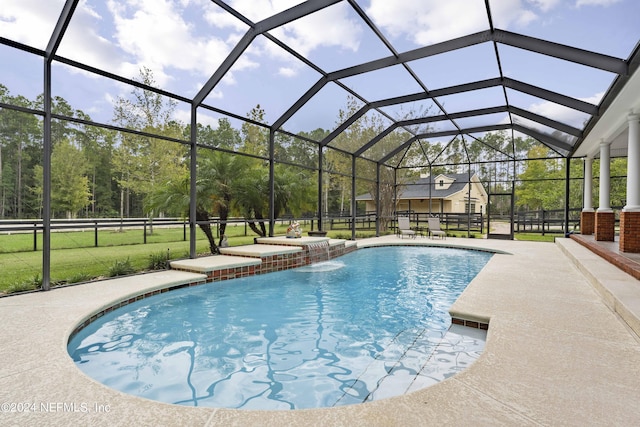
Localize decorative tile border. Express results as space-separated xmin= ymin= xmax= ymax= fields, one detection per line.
xmin=357 ymin=242 xmax=505 ymax=255
xmin=208 ymin=265 xmax=258 ymax=281
xmin=68 ymin=278 xmax=207 ymax=343
xmin=258 ymin=252 xmax=307 ymax=274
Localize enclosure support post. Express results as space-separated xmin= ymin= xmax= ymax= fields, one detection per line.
xmin=40 ymin=0 xmax=80 ymax=289
xmin=189 ymin=105 xmax=197 ymax=258
xmin=467 ymin=165 xmax=472 ymax=238
xmin=510 ymin=180 xmax=516 ymax=239
xmin=393 ymin=168 xmax=398 ymax=232
xmin=564 ymin=156 xmax=571 ymax=236
xmin=268 ymin=130 xmax=275 ymax=237
xmin=428 ymin=164 xmax=432 ymax=216
xmin=318 ymin=147 xmax=323 ymax=232
xmin=42 ymin=61 xmax=52 ymax=291
xmin=351 ymin=156 xmax=356 ymax=240
xmin=375 ymin=163 xmax=380 ymax=236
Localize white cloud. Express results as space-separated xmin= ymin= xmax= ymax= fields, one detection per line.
xmin=278 ymin=67 xmax=297 ymax=77
xmin=174 ymin=108 xmax=221 ymax=128
xmin=56 ymin=3 xmax=127 ymax=74
xmin=104 ymin=92 xmax=116 ymax=107
xmin=27 ymin=0 xmax=252 ymax=93
xmin=0 ymin=0 xmax=74 ymax=48
xmin=516 ymin=91 xmax=603 ymax=129
xmin=0 ymin=0 xmax=125 ymax=71
xmin=234 ymin=2 xmax=363 ymax=80
xmin=223 ymin=0 xmax=306 ymax=23
xmin=267 ymin=3 xmax=361 ymax=57
xmin=172 ymin=108 xmax=191 ymax=127
xmin=203 ymin=9 xmax=247 ymax=32
xmin=106 ymin=0 xmax=231 ymax=84
xmin=575 ymin=0 xmax=622 ymax=6
xmin=582 ymin=92 xmax=605 ymax=105
xmin=0 ymin=0 xmax=239 ymax=95
xmin=526 ymin=0 xmax=562 ymax=12
xmin=367 ymin=0 xmax=540 ymax=46
xmin=487 ymin=0 xmax=540 ymax=30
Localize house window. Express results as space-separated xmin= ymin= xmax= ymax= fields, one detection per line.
xmin=439 ymin=179 xmax=444 ymax=187
xmin=465 ymin=202 xmax=476 ymax=213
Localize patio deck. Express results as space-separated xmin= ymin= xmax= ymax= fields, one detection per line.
xmin=0 ymin=236 xmax=639 ymax=426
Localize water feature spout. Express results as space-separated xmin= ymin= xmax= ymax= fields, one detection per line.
xmin=307 ymin=241 xmax=330 ymax=264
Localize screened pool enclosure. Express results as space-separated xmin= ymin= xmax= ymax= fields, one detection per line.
xmin=1 ymin=0 xmax=640 ymax=290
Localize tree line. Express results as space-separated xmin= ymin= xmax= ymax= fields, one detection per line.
xmin=0 ymin=69 xmax=628 ymax=249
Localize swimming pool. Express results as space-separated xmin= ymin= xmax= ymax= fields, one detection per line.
xmin=68 ymin=246 xmax=492 ymax=410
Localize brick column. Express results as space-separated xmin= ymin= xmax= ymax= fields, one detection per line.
xmin=595 ymin=211 xmax=615 ymax=241
xmin=620 ymin=211 xmax=640 ymax=252
xmin=581 ymin=211 xmax=595 ymax=235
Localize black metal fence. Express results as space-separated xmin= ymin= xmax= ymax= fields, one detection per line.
xmin=0 ymin=214 xmax=376 ymax=252
xmin=2 ymin=207 xmax=608 ymax=253
xmin=325 ymin=213 xmax=377 ymax=230
xmin=513 ymin=208 xmax=622 ymax=235
xmin=0 ymin=218 xmax=189 ymax=251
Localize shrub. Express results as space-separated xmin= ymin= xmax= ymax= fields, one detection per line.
xmin=148 ymin=251 xmax=169 ymax=270
xmin=108 ymin=258 xmax=135 ymax=277
xmin=66 ymin=272 xmax=93 ymax=284
xmin=6 ymin=275 xmax=41 ymax=294
xmin=333 ymin=232 xmax=351 ymax=239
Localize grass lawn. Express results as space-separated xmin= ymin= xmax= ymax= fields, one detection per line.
xmin=0 ymin=224 xmax=243 ymax=253
xmin=0 ymin=223 xmax=378 ymax=293
xmin=0 ymin=225 xmax=248 ymax=293
xmin=514 ymin=232 xmax=559 ymax=242
xmin=0 ymin=238 xmax=213 ymax=293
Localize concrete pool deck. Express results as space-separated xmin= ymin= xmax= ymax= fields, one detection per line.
xmin=1 ymin=236 xmax=640 ymax=426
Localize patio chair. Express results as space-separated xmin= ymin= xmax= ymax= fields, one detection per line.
xmin=397 ymin=216 xmax=416 ymax=239
xmin=427 ymin=217 xmax=446 ymax=239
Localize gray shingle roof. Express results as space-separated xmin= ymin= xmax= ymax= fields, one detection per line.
xmin=356 ymin=173 xmax=474 ymax=201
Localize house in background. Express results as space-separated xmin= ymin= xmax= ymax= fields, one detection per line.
xmin=357 ymin=172 xmax=488 ymax=215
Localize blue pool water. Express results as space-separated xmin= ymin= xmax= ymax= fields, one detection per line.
xmin=68 ymin=246 xmax=492 ymax=410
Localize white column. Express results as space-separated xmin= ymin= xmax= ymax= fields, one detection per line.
xmin=598 ymin=141 xmax=612 ymax=212
xmin=623 ymin=114 xmax=640 ymax=211
xmin=583 ymin=156 xmax=594 ymax=212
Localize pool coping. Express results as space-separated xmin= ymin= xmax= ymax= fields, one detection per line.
xmin=1 ymin=236 xmax=640 ymax=426
xmin=219 ymin=243 xmax=303 ymax=257
xmin=170 ymin=254 xmax=263 ymax=272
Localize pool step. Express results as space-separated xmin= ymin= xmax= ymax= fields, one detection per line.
xmin=172 ymin=238 xmax=358 ymax=280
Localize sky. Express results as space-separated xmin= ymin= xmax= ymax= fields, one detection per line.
xmin=1 ymin=0 xmax=639 ymax=143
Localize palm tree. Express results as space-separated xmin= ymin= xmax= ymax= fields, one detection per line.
xmin=147 ymin=172 xmax=219 ymax=255
xmin=150 ymin=150 xmax=317 ymax=249
xmin=198 ymin=150 xmax=252 ymax=246
xmin=232 ymin=163 xmax=316 ymax=237
xmin=148 ymin=149 xmax=252 ymax=254
xmin=232 ymin=164 xmax=270 ymax=237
